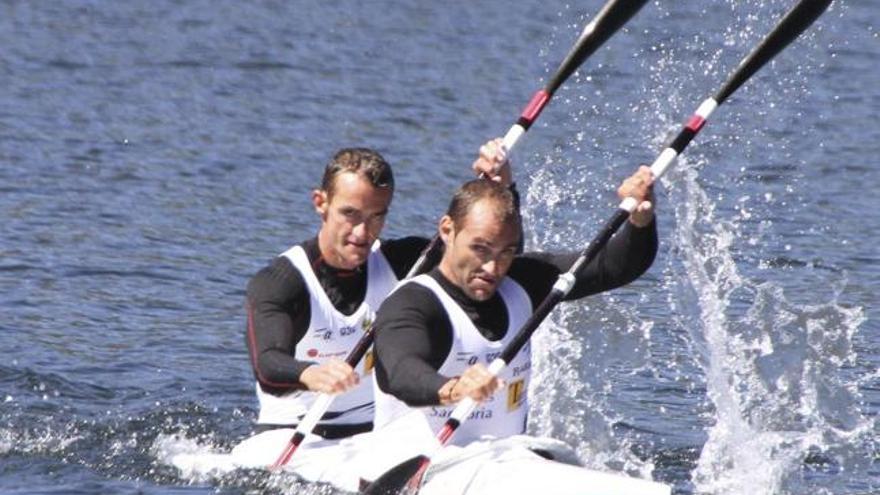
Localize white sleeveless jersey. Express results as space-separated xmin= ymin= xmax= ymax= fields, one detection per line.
xmin=373 ymin=274 xmax=533 ymax=446
xmin=255 ymin=240 xmax=398 ymax=426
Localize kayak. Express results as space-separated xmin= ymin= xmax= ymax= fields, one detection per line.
xmin=170 ymin=412 xmax=671 ymax=495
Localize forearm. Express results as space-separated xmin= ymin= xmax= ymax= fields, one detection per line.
xmin=253 ymin=348 xmax=314 ymax=389
xmin=378 ymin=356 xmax=449 ymax=407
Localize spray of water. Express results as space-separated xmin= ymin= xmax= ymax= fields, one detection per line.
xmin=647 ymin=1 xmax=874 ymax=493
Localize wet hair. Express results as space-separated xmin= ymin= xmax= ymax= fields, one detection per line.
xmin=446 ymin=179 xmax=521 ymax=232
xmin=320 ymin=148 xmax=394 ymax=198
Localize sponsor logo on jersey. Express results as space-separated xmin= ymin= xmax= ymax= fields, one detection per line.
xmin=506 ymin=378 xmax=525 ymax=411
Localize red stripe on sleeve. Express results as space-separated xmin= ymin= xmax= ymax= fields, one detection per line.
xmin=246 ymin=299 xmax=296 ymax=389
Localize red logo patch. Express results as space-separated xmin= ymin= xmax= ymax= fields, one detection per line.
xmin=307 ymin=349 xmax=319 ymax=358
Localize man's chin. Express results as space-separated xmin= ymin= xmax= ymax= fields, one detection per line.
xmin=467 ymin=285 xmax=497 ymax=301
xmin=341 ymin=247 xmax=369 ymax=268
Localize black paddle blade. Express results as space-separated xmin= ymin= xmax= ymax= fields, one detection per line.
xmin=546 ymin=0 xmax=650 ymax=94
xmin=361 ymin=455 xmax=429 ymax=495
xmin=714 ymin=0 xmax=833 ymax=104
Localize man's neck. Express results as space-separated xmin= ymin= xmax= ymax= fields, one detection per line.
xmin=437 ymin=258 xmax=459 ymax=293
xmin=315 ymin=229 xmax=361 ymax=271
xmin=432 ymin=266 xmax=479 ymax=306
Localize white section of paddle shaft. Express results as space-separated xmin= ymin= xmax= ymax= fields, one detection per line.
xmin=502 ymin=124 xmax=526 ymax=151
xmin=619 ymin=196 xmax=639 ymax=213
xmin=649 ymin=97 xmax=719 ymax=179
xmin=694 ymin=97 xmax=719 ymax=121
xmin=296 ymin=393 xmax=335 ymax=436
xmin=448 ymin=358 xmax=507 ymax=424
xmin=552 ymin=272 xmax=576 ymax=295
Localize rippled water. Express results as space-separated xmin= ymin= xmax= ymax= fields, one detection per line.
xmin=2 ymin=1 xmax=877 ymax=494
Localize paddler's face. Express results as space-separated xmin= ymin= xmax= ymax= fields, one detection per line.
xmin=439 ymin=199 xmax=520 ymax=301
xmin=314 ymin=172 xmax=392 ymax=270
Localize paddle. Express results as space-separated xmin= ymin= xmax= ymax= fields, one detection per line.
xmin=362 ymin=0 xmax=833 ymax=493
xmin=406 ymin=0 xmax=651 ymax=273
xmin=270 ymin=0 xmax=650 ymax=471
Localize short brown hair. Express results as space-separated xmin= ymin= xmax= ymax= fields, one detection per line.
xmin=320 ymin=148 xmax=394 ymax=198
xmin=446 ymin=179 xmax=521 ymax=231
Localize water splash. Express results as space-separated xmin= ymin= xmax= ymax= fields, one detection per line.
xmin=668 ymin=159 xmax=873 ymax=495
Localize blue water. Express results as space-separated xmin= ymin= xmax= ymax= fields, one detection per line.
xmin=1 ymin=1 xmax=877 ymax=494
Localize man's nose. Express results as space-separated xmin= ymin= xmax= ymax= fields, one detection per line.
xmin=351 ymin=221 xmax=368 ymax=239
xmin=482 ymin=258 xmax=499 ymax=277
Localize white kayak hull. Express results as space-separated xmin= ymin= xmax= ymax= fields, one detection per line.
xmin=170 ymin=413 xmax=670 ymax=495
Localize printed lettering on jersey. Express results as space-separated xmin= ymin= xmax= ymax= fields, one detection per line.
xmin=454 ymin=351 xmax=477 ymax=366
xmin=338 ymin=325 xmax=357 ymax=337
xmin=311 ymin=327 xmax=334 ymax=341
xmin=511 ymin=361 xmax=531 ymax=377
xmin=485 ymin=351 xmax=501 ymax=364
xmin=429 ymin=406 xmax=493 ymax=421
xmin=429 ymin=407 xmax=450 ymax=418
xmin=318 ymin=350 xmax=347 ymax=359
xmin=506 ymin=378 xmax=525 ymax=411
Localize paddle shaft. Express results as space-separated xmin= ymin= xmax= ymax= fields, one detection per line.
xmin=411 ymin=0 xmax=835 ymax=476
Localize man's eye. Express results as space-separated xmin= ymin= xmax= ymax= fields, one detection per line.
xmin=472 ymin=245 xmax=490 ymax=256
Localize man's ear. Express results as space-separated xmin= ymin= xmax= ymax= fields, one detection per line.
xmin=312 ymin=189 xmax=329 ymax=219
xmin=439 ymin=215 xmax=455 ymax=246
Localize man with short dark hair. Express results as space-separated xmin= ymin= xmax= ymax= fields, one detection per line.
xmin=367 ymin=164 xmax=664 ymax=493
xmin=245 ymin=140 xmax=511 ymax=440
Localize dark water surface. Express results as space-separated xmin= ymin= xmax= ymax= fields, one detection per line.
xmin=2 ymin=1 xmax=878 ymax=494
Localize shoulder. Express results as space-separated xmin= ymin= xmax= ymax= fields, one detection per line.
xmin=375 ymin=279 xmax=448 ymax=328
xmin=246 ymin=255 xmax=307 ymax=303
xmin=506 ymin=254 xmax=564 ymax=307
xmin=379 ymin=278 xmax=440 ymax=313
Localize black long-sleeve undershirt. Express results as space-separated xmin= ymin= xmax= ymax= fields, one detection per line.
xmin=245 ymin=236 xmax=434 ymax=395
xmin=373 ymin=219 xmax=658 ymax=407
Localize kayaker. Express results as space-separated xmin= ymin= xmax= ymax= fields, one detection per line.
xmin=371 ymin=157 xmax=657 ymax=445
xmin=245 ymin=140 xmax=513 ymax=440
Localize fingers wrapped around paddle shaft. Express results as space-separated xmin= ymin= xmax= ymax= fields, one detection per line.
xmin=617 ymin=165 xmax=655 ymax=227
xmin=299 ymin=358 xmax=360 ymax=394
xmin=472 ymin=138 xmax=511 ymax=186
